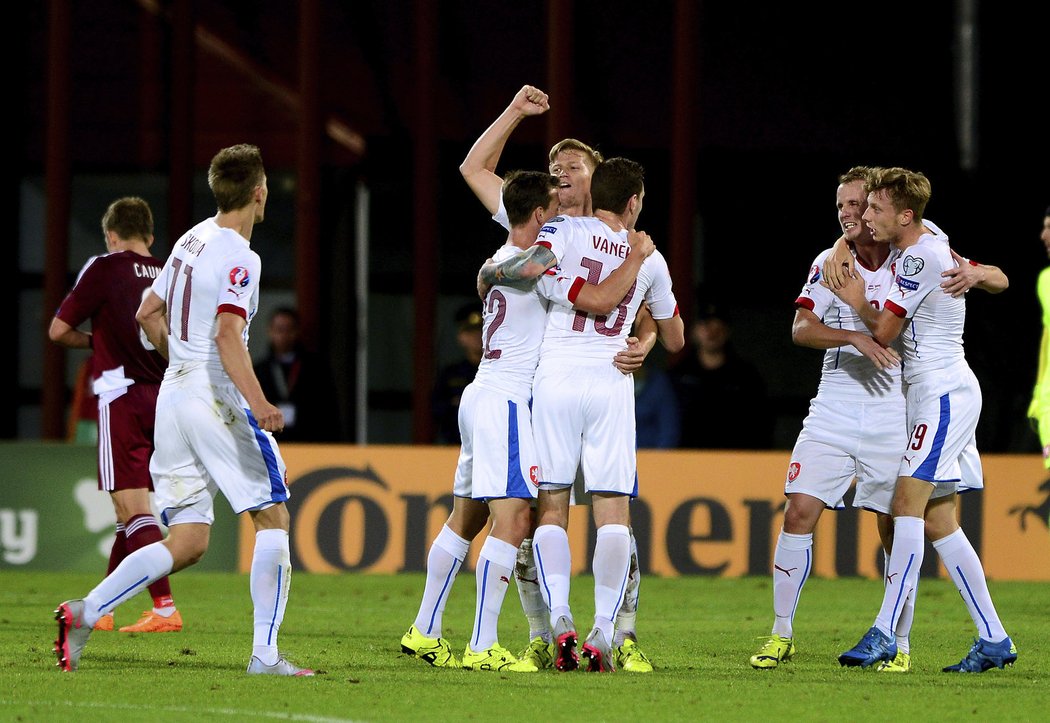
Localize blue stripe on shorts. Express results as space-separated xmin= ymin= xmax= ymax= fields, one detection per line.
xmin=915 ymin=393 xmax=950 ymax=480
xmin=245 ymin=409 xmax=289 ymax=503
xmin=505 ymin=400 xmax=532 ymax=499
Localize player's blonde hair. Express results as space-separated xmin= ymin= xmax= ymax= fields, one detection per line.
xmin=866 ymin=167 xmax=931 ymax=220
xmin=548 ymin=138 xmax=603 ymax=172
xmin=838 ymin=166 xmax=878 ymax=186
xmin=208 ymin=144 xmax=265 ymax=213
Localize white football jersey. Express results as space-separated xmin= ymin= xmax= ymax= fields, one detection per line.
xmin=534 ymin=215 xmax=678 ymax=362
xmin=150 ymin=217 xmax=260 ymax=370
xmin=880 ymin=220 xmax=967 ymax=381
xmin=473 ymin=243 xmax=551 ymax=400
xmin=796 ymin=245 xmax=903 ymax=400
xmin=492 ymin=193 xmax=511 ymax=231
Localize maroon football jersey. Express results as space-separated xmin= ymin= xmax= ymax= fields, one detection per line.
xmin=55 ymin=251 xmax=166 ymax=384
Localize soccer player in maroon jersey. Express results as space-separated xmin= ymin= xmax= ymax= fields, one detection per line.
xmin=49 ymin=197 xmax=182 ymax=633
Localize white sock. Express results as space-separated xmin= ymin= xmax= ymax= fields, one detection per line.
xmin=887 ymin=550 xmax=914 ymax=654
xmin=933 ymin=528 xmax=1008 ymax=642
xmin=533 ymin=524 xmax=572 ymax=625
xmin=515 ymin=539 xmax=551 ymax=643
xmin=251 ymin=529 xmax=291 ymax=665
xmin=84 ymin=542 xmax=174 ymax=626
xmin=592 ymin=524 xmax=631 ymax=642
xmin=874 ymin=517 xmax=924 ymax=637
xmin=413 ymin=525 xmax=470 ymax=637
xmin=771 ymin=530 xmax=812 ymax=638
xmin=613 ymin=531 xmax=640 ymax=647
xmin=470 ymin=537 xmax=518 ymax=652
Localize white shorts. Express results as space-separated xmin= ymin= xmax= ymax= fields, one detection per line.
xmin=150 ymin=368 xmax=289 ymax=525
xmin=957 ymin=439 xmax=984 ymax=493
xmin=452 ymin=383 xmax=540 ymax=501
xmin=899 ymin=364 xmax=982 ymax=488
xmin=785 ymin=397 xmax=906 ymax=514
xmin=532 ymin=361 xmax=637 ymax=497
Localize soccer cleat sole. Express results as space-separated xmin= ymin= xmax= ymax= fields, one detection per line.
xmin=581 ymin=644 xmax=614 ymax=672
xmin=54 ymin=602 xmax=87 ymax=672
xmin=555 ymin=632 xmax=579 ymax=672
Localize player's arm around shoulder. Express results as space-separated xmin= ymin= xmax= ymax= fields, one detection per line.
xmin=478 ymin=244 xmax=557 ymax=288
xmin=939 ymin=248 xmax=1009 ymax=297
xmin=572 ymin=229 xmax=655 ymax=315
xmin=820 ymin=235 xmax=854 ymax=290
xmin=214 ymin=312 xmax=283 ymax=433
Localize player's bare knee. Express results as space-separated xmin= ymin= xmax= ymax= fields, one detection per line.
xmin=494 ymin=504 xmax=532 ymax=545
xmin=164 ymin=525 xmax=210 ymax=571
xmin=448 ymin=497 xmax=489 ymax=539
xmin=250 ymin=501 xmax=290 ymax=532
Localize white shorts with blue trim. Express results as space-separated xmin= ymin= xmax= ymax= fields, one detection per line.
xmin=150 ymin=368 xmax=289 ymax=525
xmin=453 ymin=382 xmax=540 ymax=501
xmin=532 ymin=360 xmax=638 ymax=497
xmin=899 ymin=363 xmax=982 ymax=487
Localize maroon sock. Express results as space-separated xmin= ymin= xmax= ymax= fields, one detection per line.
xmin=124 ymin=513 xmax=173 ymax=601
xmin=107 ymin=525 xmax=128 ymax=575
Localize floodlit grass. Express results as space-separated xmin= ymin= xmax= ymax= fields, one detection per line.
xmin=1 ymin=570 xmax=1045 ymax=721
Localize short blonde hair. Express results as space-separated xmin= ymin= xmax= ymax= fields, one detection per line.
xmin=548 ymin=138 xmax=603 ymax=171
xmin=866 ymin=167 xmax=931 ymax=220
xmin=838 ymin=166 xmax=878 ymax=186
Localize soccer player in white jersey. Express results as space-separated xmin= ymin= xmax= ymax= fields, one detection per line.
xmin=750 ymin=167 xmax=1002 ymax=673
xmin=833 ymin=167 xmax=1017 ymax=672
xmin=750 ymin=167 xmax=905 ymax=669
xmin=528 ymin=157 xmax=685 ymax=672
xmin=401 ymin=171 xmax=654 ymax=671
xmin=459 ymin=85 xmax=659 ymax=672
xmin=54 ymin=144 xmax=313 ymax=676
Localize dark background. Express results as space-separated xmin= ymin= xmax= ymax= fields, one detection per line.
xmin=11 ymin=0 xmax=1049 ymax=450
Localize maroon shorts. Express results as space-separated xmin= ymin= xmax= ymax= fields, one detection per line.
xmin=97 ymin=383 xmax=159 ymax=492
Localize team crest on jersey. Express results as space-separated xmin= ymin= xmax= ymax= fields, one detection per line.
xmin=895 ymin=275 xmax=919 ymax=292
xmin=809 ymin=265 xmax=821 ymax=284
xmin=787 ymin=462 xmax=801 ymax=482
xmin=529 ymin=466 xmax=540 ymax=486
xmin=540 ymin=225 xmax=558 ymax=235
xmin=229 ymin=266 xmax=251 ymax=288
xmin=902 ymin=255 xmax=924 ymax=276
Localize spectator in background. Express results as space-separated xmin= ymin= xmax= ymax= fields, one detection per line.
xmin=431 ymin=303 xmax=484 ymax=444
xmin=671 ymin=301 xmax=773 ymax=449
xmin=254 ymin=307 xmax=341 ymax=442
xmin=634 ymin=359 xmax=680 ymax=448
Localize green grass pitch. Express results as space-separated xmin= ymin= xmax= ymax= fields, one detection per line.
xmin=1 ymin=571 xmax=1045 ymax=721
